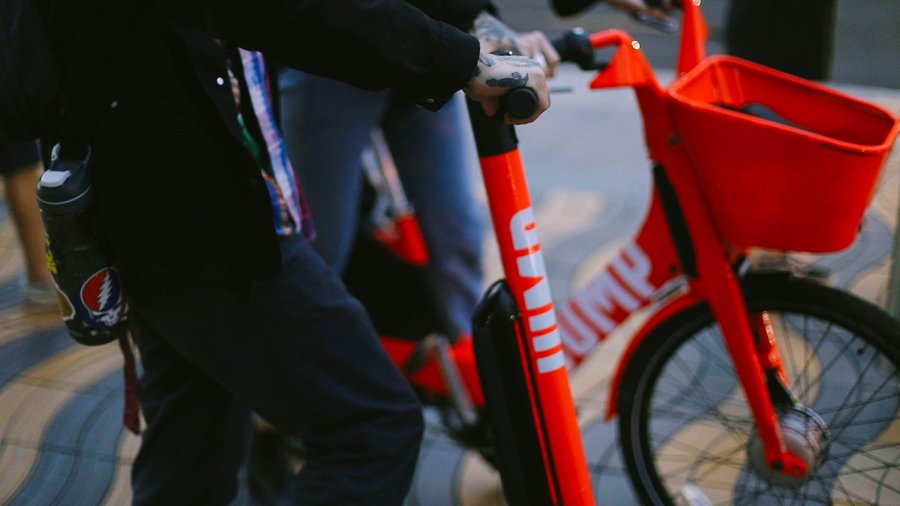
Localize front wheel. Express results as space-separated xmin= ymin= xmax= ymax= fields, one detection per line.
xmin=618 ymin=274 xmax=900 ymax=505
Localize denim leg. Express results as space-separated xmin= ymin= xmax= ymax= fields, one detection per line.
xmin=278 ymin=69 xmax=391 ymax=273
xmin=279 ymin=69 xmax=484 ymax=333
xmin=381 ymin=93 xmax=485 ymax=334
xmin=127 ymin=235 xmax=423 ymax=505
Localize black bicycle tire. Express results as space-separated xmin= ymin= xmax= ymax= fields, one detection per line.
xmin=617 ymin=272 xmax=900 ymax=505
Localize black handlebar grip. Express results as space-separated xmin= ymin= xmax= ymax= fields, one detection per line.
xmin=501 ymin=87 xmax=539 ymax=119
xmin=552 ymin=28 xmax=595 ymax=70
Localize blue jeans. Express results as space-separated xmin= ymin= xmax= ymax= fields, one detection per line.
xmin=127 ymin=234 xmax=423 ymax=505
xmin=278 ymin=69 xmax=484 ymax=334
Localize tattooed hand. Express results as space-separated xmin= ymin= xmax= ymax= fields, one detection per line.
xmin=472 ymin=12 xmax=560 ymax=77
xmin=464 ymin=51 xmax=550 ymax=125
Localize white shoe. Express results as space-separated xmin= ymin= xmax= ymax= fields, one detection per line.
xmin=21 ymin=280 xmax=59 ymax=310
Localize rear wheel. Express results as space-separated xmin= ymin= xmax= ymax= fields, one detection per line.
xmin=618 ymin=274 xmax=900 ymax=505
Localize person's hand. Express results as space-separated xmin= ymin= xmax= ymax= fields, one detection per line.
xmin=464 ymin=51 xmax=550 ymax=125
xmin=605 ymin=0 xmax=674 ymax=21
xmin=472 ymin=12 xmax=560 ymax=77
xmin=509 ymin=31 xmax=561 ymax=77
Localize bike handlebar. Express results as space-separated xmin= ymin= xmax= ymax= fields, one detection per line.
xmin=489 ymin=49 xmax=541 ymax=120
xmin=552 ymin=29 xmax=610 ymax=71
xmin=501 ymin=87 xmax=540 ymax=120
xmin=552 ymin=28 xmax=598 ymax=71
xmin=499 ymin=21 xmax=681 ymax=120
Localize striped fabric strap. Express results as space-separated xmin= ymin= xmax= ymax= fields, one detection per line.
xmin=239 ymin=49 xmax=314 ymax=238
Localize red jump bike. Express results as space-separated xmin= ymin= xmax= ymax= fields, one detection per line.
xmin=345 ymin=2 xmax=900 ymax=504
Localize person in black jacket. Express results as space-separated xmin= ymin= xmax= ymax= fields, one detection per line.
xmin=244 ymin=5 xmax=558 ymax=500
xmin=38 ymin=0 xmax=550 ymax=504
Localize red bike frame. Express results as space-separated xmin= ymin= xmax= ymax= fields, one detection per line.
xmin=477 ymin=144 xmax=595 ymax=504
xmin=464 ymin=4 xmax=801 ymax=500
xmin=473 ymin=0 xmax=894 ymax=500
xmin=371 ymin=1 xmax=898 ymax=502
xmin=582 ymin=1 xmax=808 ymax=477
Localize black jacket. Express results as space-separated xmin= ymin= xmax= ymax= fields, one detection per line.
xmin=41 ymin=0 xmax=483 ymax=283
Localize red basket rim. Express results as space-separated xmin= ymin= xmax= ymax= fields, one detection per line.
xmin=667 ymin=55 xmax=900 ymax=154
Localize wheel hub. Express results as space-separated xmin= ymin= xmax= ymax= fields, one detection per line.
xmin=746 ymin=404 xmax=831 ymax=488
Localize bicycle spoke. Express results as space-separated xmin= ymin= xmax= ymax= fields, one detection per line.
xmin=656 ymin=457 xmax=748 ymax=486
xmin=793 ymin=321 xmax=849 ymax=402
xmin=779 ymin=313 xmax=829 ymax=403
xmin=737 ymin=480 xmax=779 ymax=505
xmin=830 ymin=465 xmax=882 ymax=505
xmin=830 ymin=415 xmax=900 ymax=437
xmin=653 ymin=337 xmax=759 ymax=438
xmin=665 ymin=343 xmax=733 ymax=395
xmin=688 ymin=449 xmax=753 ymax=486
xmin=826 ymin=352 xmax=894 ymax=442
xmin=828 ymin=440 xmax=900 ymax=463
xmin=654 ymin=437 xmax=747 ymax=472
xmin=653 ymin=380 xmax=751 ymax=440
xmin=689 ymin=330 xmax=738 ymax=377
xmin=823 ymin=464 xmax=900 ymax=496
xmin=774 ymin=311 xmax=802 ymax=394
xmin=621 ymin=280 xmax=900 ymax=506
xmin=649 ymin=385 xmax=754 ymax=418
xmin=815 ymin=391 xmax=900 ymax=417
xmin=652 ymin=398 xmax=752 ymax=445
xmin=816 ymin=450 xmax=900 ymax=480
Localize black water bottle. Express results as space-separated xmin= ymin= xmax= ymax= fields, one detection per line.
xmin=36 ymin=146 xmax=128 ymax=345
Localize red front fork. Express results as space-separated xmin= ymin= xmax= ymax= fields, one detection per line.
xmin=634 ymin=81 xmax=807 ymax=478
xmin=688 ymin=252 xmax=808 ymax=478
xmin=756 ymin=311 xmax=792 ymax=389
xmin=590 ymin=8 xmax=808 ymax=478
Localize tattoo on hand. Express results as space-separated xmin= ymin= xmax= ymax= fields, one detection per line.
xmin=474 ymin=13 xmax=516 ymax=41
xmin=486 ymin=72 xmax=529 ymax=89
xmin=474 ymin=12 xmax=521 ymax=54
xmin=504 ymin=57 xmax=541 ymax=69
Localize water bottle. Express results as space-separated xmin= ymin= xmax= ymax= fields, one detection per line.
xmin=36 ymin=146 xmax=128 ymax=345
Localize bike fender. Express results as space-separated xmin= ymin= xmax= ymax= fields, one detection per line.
xmin=605 ymin=290 xmax=704 ymax=420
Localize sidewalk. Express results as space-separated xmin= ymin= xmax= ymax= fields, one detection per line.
xmin=0 ymin=67 xmax=898 ymax=505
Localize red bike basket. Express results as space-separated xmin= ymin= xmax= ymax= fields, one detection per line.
xmin=668 ymin=56 xmax=900 ymax=253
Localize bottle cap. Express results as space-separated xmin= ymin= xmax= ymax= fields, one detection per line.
xmin=39 ymin=170 xmax=72 ymax=188
xmin=36 ymin=162 xmax=92 ymax=214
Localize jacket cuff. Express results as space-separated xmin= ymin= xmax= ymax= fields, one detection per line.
xmin=411 ymin=24 xmax=480 ymax=111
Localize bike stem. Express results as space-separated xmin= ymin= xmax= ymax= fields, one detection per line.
xmin=467 ymin=100 xmax=595 ymax=505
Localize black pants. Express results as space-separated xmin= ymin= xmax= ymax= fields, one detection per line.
xmin=127 ymin=234 xmax=423 ymax=505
